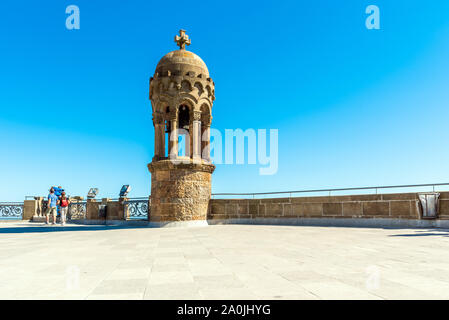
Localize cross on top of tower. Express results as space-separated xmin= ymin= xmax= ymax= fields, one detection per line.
xmin=174 ymin=29 xmax=191 ymax=50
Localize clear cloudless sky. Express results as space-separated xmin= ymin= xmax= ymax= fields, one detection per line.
xmin=1 ymin=0 xmax=449 ymax=201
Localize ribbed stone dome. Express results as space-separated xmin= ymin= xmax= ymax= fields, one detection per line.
xmin=155 ymin=50 xmax=209 ymax=78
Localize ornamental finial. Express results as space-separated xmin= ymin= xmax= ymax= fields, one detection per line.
xmin=174 ymin=29 xmax=191 ymax=50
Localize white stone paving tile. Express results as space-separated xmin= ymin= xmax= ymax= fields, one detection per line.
xmin=2 ymin=222 xmax=449 ymax=299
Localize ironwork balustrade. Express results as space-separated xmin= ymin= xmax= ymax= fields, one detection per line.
xmin=68 ymin=201 xmax=87 ymax=220
xmin=0 ymin=203 xmax=23 ymax=220
xmin=124 ymin=199 xmax=149 ymax=220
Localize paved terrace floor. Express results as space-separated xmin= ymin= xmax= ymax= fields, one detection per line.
xmin=1 ymin=222 xmax=449 ymax=300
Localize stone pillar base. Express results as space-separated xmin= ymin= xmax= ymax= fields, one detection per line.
xmin=148 ymin=159 xmax=215 ymax=223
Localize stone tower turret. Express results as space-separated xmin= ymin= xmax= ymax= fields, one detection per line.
xmin=148 ymin=30 xmax=215 ymax=226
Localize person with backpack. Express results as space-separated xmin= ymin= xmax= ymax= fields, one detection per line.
xmin=59 ymin=191 xmax=70 ymax=226
xmin=45 ymin=187 xmax=59 ymax=225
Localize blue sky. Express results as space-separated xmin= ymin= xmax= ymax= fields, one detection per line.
xmin=1 ymin=0 xmax=449 ymax=201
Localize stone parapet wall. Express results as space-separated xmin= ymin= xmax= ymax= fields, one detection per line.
xmin=23 ymin=200 xmax=39 ymax=220
xmin=83 ymin=198 xmax=126 ymax=221
xmin=23 ymin=198 xmax=128 ymax=222
xmin=20 ymin=191 xmax=449 ymax=228
xmin=208 ymin=192 xmax=449 ymax=221
xmin=86 ymin=200 xmax=101 ymax=220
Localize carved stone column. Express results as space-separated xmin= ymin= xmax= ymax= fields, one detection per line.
xmin=192 ymin=111 xmax=202 ymax=161
xmin=202 ymin=117 xmax=211 ymax=162
xmin=153 ymin=112 xmax=165 ymax=160
xmin=186 ymin=122 xmax=191 ymax=158
xmin=169 ymin=112 xmax=178 ymax=159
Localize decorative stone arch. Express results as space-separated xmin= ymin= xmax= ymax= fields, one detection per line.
xmin=158 ymin=92 xmax=173 ymax=104
xmin=168 ymin=80 xmax=178 ymax=90
xmin=154 ymin=98 xmax=171 ymax=113
xmin=205 ymin=85 xmax=212 ymax=98
xmin=177 ymin=93 xmax=198 ymax=108
xmin=198 ymin=98 xmax=212 ymax=114
xmin=181 ymin=80 xmax=192 ymax=92
xmin=194 ymin=82 xmax=204 ymax=97
xmin=176 ymin=98 xmax=195 ymax=117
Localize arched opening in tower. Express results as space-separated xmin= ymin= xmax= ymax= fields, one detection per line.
xmin=178 ymin=105 xmax=190 ymax=157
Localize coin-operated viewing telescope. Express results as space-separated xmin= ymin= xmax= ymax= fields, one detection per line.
xmin=119 ymin=185 xmax=131 ymax=197
xmin=51 ymin=186 xmax=64 ymax=197
xmin=87 ymin=188 xmax=99 ymax=199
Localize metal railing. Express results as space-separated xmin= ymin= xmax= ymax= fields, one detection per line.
xmin=18 ymin=183 xmax=449 ymax=208
xmin=124 ymin=198 xmax=150 ymax=220
xmin=211 ymin=183 xmax=449 ymax=199
xmin=68 ymin=201 xmax=87 ymax=220
xmin=0 ymin=202 xmax=24 ymax=220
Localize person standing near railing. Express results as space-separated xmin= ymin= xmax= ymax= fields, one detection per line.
xmin=45 ymin=188 xmax=58 ymax=225
xmin=59 ymin=191 xmax=70 ymax=226
xmin=53 ymin=186 xmax=64 ymax=219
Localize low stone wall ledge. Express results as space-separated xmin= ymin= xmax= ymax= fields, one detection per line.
xmin=207 ymin=217 xmax=449 ymax=229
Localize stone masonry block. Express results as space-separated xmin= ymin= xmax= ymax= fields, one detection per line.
xmin=439 ymin=200 xmax=449 ymax=218
xmin=248 ymin=204 xmax=258 ymax=216
xmin=291 ymin=196 xmax=329 ymax=204
xmin=303 ymin=203 xmax=323 ymax=217
xmin=291 ymin=204 xmax=304 ymax=216
xmin=323 ymin=203 xmax=342 ymax=216
xmin=363 ymin=201 xmax=390 ymax=216
xmin=438 ymin=192 xmax=449 ymax=200
xmin=237 ymin=201 xmax=249 ymax=215
xmin=283 ymin=204 xmax=294 ymax=217
xmin=382 ymin=193 xmax=417 ymax=201
xmin=410 ymin=200 xmax=421 ymax=219
xmin=23 ymin=200 xmax=37 ymax=220
xmin=342 ymin=202 xmax=362 ymax=216
xmin=258 ymin=204 xmax=266 ymax=216
xmin=225 ymin=203 xmax=238 ymax=215
xmin=260 ymin=198 xmax=291 ymax=204
xmin=156 ymin=170 xmax=170 ymax=182
xmin=210 ymin=202 xmax=225 ymax=216
xmin=265 ymin=203 xmax=283 ymax=217
xmin=390 ymin=201 xmax=411 ymax=217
